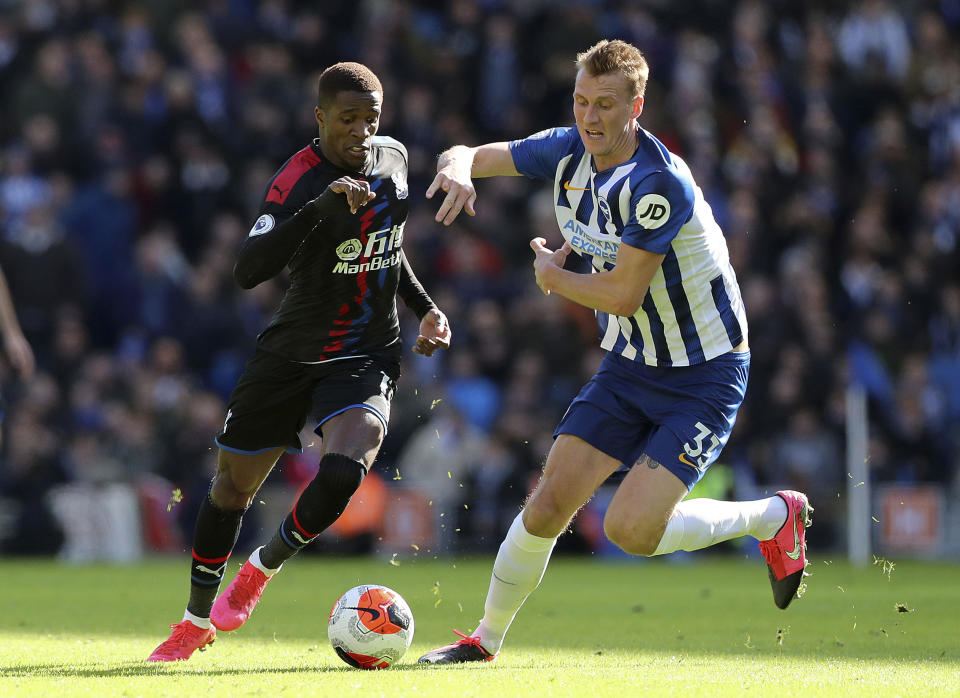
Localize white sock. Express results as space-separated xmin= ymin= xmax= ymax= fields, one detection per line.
xmin=249 ymin=546 xmax=281 ymax=577
xmin=475 ymin=512 xmax=557 ymax=654
xmin=653 ymin=496 xmax=788 ymax=555
xmin=182 ymin=609 xmax=211 ymax=628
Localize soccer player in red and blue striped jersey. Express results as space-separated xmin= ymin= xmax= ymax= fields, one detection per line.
xmin=149 ymin=62 xmax=450 ymax=662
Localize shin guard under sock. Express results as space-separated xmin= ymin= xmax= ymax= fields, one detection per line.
xmin=259 ymin=453 xmax=366 ymax=569
xmin=476 ymin=512 xmax=557 ymax=654
xmin=187 ymin=493 xmax=245 ymax=618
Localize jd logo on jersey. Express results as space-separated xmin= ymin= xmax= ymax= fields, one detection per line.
xmin=634 ymin=194 xmax=670 ymax=229
xmin=336 ymin=239 xmax=362 ymax=261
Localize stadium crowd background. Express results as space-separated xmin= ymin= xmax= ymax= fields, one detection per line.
xmin=0 ymin=0 xmax=958 ymax=561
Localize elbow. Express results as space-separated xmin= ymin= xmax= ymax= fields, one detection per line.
xmin=611 ymin=294 xmax=643 ymax=318
xmin=233 ymin=261 xmax=259 ymax=290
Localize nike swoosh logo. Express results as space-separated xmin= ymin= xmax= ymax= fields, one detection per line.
xmin=492 ymin=572 xmax=517 ymax=586
xmin=563 ymin=181 xmax=589 ymax=191
xmin=678 ymin=453 xmax=697 ymax=468
xmin=345 ymin=605 xmax=381 ymax=621
xmin=785 ymin=510 xmax=802 ymax=560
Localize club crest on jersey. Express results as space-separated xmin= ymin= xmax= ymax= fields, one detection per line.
xmin=597 ymin=196 xmax=612 ymax=222
xmin=248 ymin=214 xmax=275 ymax=237
xmin=634 ymin=194 xmax=670 ymax=229
xmin=391 ymin=171 xmax=408 ymax=199
xmin=336 ymin=238 xmax=363 ymax=261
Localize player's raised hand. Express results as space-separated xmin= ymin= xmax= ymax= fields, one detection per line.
xmin=426 ymin=169 xmax=476 ymax=226
xmin=530 ymin=238 xmax=572 ymax=295
xmin=328 ymin=176 xmax=375 ymax=214
xmin=413 ymin=309 xmax=451 ymax=356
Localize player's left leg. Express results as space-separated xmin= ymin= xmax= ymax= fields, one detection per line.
xmin=602 ymin=349 xmax=812 ymax=609
xmin=604 ymin=453 xmax=812 ymax=609
xmin=259 ymin=407 xmax=383 ymax=568
xmin=212 ymin=408 xmax=383 ymax=631
xmin=212 ymin=357 xmax=396 ymax=632
xmin=603 ymin=455 xmax=790 ymax=555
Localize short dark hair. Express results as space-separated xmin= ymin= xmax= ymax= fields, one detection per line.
xmin=317 ymin=62 xmax=383 ymax=108
xmin=575 ymin=40 xmax=649 ymax=99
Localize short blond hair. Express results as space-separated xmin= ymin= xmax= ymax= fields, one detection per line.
xmin=575 ymin=39 xmax=649 ymax=99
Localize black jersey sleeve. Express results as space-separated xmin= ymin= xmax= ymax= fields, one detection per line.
xmin=397 ymin=250 xmax=437 ymax=320
xmin=234 ymin=188 xmax=348 ymax=289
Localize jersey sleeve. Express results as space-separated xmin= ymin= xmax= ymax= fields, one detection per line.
xmin=255 ymin=147 xmax=326 ymax=225
xmin=372 ymin=135 xmax=408 ymax=166
xmin=257 ymin=171 xmax=314 ymax=224
xmin=509 ymin=127 xmax=579 ymax=181
xmin=620 ymin=170 xmax=695 ymax=254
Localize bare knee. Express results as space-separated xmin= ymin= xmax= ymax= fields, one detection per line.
xmin=524 ymin=488 xmax=575 ymax=538
xmin=210 ymin=472 xmax=255 ymax=510
xmin=211 ymin=448 xmax=282 ymax=510
xmin=603 ymin=515 xmax=664 ymax=557
xmin=320 ymin=409 xmax=384 ymax=467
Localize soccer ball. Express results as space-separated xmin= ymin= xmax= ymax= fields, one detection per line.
xmin=328 ymin=584 xmax=415 ymax=669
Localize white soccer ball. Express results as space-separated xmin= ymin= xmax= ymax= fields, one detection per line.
xmin=328 ymin=584 xmax=415 ymax=669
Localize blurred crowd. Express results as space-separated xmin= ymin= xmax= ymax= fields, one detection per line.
xmin=0 ymin=0 xmax=958 ymax=558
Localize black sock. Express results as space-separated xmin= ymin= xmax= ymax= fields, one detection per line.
xmin=187 ymin=492 xmax=245 ymax=618
xmin=260 ymin=453 xmax=366 ymax=569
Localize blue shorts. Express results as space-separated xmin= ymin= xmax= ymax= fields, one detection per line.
xmin=554 ymin=350 xmax=750 ymax=489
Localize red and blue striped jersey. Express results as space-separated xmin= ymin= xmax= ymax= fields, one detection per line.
xmin=252 ymin=136 xmax=410 ymax=363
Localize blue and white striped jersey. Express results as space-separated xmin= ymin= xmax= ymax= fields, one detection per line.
xmin=510 ymin=126 xmax=747 ymax=367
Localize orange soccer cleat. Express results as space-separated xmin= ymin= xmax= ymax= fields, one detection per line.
xmin=211 ymin=558 xmax=272 ymax=631
xmin=758 ymin=490 xmax=813 ymax=609
xmin=147 ymin=620 xmax=216 ymax=662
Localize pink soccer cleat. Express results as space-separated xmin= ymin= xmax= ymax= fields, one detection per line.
xmin=758 ymin=490 xmax=813 ymax=609
xmin=211 ymin=559 xmax=272 ymax=631
xmin=147 ymin=620 xmax=216 ymax=662
xmin=417 ymin=630 xmax=498 ymax=665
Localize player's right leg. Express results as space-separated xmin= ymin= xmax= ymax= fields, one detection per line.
xmin=148 ymin=447 xmax=283 ymax=661
xmin=149 ymin=348 xmax=310 ymax=661
xmin=418 ymin=434 xmax=621 ymax=664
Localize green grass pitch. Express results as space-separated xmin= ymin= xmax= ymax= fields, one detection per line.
xmin=0 ymin=554 xmax=957 ymax=696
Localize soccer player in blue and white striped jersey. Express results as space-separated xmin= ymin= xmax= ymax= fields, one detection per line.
xmin=418 ymin=40 xmax=813 ymax=665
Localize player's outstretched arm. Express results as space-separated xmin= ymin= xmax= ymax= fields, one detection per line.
xmin=427 ymin=143 xmax=518 ymax=226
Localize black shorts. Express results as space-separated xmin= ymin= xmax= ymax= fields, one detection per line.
xmin=215 ymin=348 xmax=400 ymax=455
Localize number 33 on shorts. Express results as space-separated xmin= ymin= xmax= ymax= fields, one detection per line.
xmin=679 ymin=421 xmax=720 ymax=470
